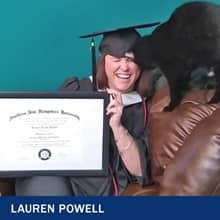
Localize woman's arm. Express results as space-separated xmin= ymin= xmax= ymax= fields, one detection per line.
xmin=106 ymin=88 xmax=143 ymax=176
xmin=111 ymin=125 xmax=142 ymax=176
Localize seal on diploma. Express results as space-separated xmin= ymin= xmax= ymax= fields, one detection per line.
xmin=38 ymin=148 xmax=51 ymax=161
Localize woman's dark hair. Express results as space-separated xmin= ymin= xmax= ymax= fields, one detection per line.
xmin=96 ymin=54 xmax=155 ymax=98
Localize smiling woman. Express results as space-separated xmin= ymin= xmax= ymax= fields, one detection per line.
xmin=58 ymin=24 xmax=158 ymax=196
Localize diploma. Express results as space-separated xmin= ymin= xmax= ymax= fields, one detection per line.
xmin=0 ymin=92 xmax=109 ymax=177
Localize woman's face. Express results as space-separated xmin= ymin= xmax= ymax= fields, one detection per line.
xmin=104 ymin=54 xmax=141 ymax=93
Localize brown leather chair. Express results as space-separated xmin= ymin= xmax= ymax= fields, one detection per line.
xmin=124 ymin=86 xmax=220 ymax=195
xmin=153 ymin=89 xmax=220 ymax=195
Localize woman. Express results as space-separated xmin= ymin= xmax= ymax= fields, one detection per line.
xmin=15 ymin=27 xmax=153 ymax=195
xmin=64 ymin=28 xmax=153 ymax=195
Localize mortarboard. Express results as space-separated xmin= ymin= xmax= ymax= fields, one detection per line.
xmin=80 ymin=22 xmax=160 ymax=90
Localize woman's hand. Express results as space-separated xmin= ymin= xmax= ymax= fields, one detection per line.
xmin=106 ymin=88 xmax=123 ymax=129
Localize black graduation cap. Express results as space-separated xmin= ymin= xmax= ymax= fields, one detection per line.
xmin=80 ymin=22 xmax=160 ymax=90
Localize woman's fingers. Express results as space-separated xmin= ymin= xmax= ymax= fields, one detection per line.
xmin=105 ymin=88 xmax=123 ymax=128
xmin=106 ymin=106 xmax=122 ymax=115
xmin=106 ymin=99 xmax=122 ymax=114
xmin=106 ymin=88 xmax=122 ymax=104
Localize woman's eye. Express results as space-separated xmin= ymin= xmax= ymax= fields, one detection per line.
xmin=113 ymin=59 xmax=120 ymax=62
xmin=126 ymin=58 xmax=134 ymax=62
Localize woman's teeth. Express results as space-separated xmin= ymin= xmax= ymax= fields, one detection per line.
xmin=117 ymin=74 xmax=130 ymax=79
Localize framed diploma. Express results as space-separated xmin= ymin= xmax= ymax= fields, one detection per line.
xmin=0 ymin=91 xmax=109 ymax=177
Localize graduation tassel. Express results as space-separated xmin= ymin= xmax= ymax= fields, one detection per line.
xmin=90 ymin=38 xmax=97 ymax=91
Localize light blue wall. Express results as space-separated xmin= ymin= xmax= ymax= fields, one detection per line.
xmin=0 ymin=0 xmax=219 ymax=91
